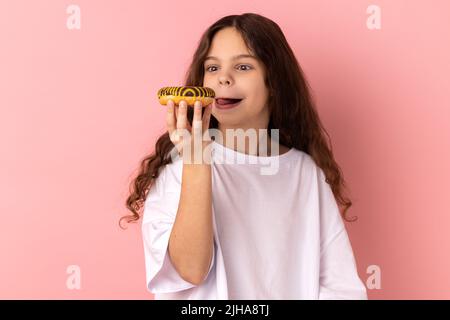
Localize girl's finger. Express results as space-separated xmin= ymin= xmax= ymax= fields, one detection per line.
xmin=175 ymin=103 xmax=191 ymax=131
xmin=192 ymin=100 xmax=203 ymax=131
xmin=177 ymin=100 xmax=188 ymax=130
xmin=193 ymin=100 xmax=202 ymax=123
xmin=166 ymin=99 xmax=176 ymax=138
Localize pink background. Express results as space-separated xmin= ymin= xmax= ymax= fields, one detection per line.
xmin=1 ymin=0 xmax=449 ymax=299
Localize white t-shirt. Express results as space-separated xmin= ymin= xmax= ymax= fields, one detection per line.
xmin=141 ymin=140 xmax=368 ymax=299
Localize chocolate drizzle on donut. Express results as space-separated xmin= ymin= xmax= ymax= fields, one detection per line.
xmin=157 ymin=86 xmax=216 ymax=99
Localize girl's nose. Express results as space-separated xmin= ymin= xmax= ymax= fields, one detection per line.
xmin=219 ymin=76 xmax=231 ymax=86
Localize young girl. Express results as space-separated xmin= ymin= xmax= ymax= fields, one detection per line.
xmin=122 ymin=13 xmax=368 ymax=300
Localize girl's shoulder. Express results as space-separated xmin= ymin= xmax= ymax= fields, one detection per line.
xmin=288 ymin=146 xmax=316 ymax=167
xmin=287 ymin=147 xmax=324 ymax=181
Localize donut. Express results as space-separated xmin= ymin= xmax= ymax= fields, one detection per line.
xmin=157 ymin=86 xmax=215 ymax=107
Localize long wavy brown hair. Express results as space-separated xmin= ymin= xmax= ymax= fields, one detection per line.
xmin=120 ymin=13 xmax=357 ymax=229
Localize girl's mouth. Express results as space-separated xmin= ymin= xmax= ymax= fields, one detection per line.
xmin=215 ymin=98 xmax=243 ymax=110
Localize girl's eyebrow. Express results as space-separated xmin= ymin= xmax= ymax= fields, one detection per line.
xmin=204 ymin=54 xmax=257 ymax=62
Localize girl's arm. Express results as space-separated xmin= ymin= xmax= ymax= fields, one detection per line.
xmin=168 ymin=162 xmax=214 ymax=286
xmin=317 ymin=168 xmax=367 ymax=299
xmin=166 ymin=99 xmax=214 ymax=286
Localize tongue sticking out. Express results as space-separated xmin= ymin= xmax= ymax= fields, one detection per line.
xmin=217 ymin=98 xmax=242 ymax=105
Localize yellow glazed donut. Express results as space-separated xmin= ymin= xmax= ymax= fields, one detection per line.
xmin=157 ymin=86 xmax=215 ymax=107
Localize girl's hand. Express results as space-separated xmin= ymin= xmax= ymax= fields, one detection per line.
xmin=166 ymin=99 xmax=213 ymax=164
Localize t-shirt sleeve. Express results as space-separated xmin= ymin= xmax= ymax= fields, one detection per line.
xmin=141 ymin=164 xmax=215 ymax=294
xmin=317 ymin=168 xmax=368 ymax=300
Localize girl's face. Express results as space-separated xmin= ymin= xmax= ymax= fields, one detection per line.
xmin=203 ymin=27 xmax=270 ymax=132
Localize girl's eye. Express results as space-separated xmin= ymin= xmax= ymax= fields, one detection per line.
xmin=206 ymin=66 xmax=217 ymax=72
xmin=237 ymin=65 xmax=252 ymax=71
xmin=205 ymin=65 xmax=252 ymax=72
